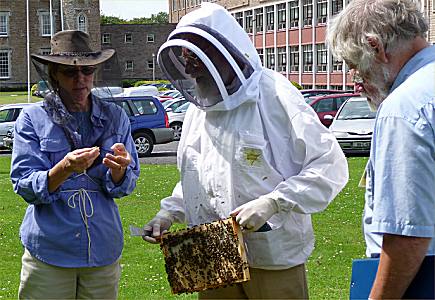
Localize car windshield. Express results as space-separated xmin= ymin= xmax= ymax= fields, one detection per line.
xmin=163 ymin=100 xmax=176 ymax=109
xmin=337 ymin=100 xmax=377 ymax=120
xmin=173 ymin=102 xmax=190 ymax=113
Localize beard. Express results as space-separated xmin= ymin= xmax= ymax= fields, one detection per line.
xmin=361 ymin=64 xmax=391 ymax=111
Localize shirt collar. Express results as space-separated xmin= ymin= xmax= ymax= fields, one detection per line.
xmin=390 ymin=45 xmax=435 ymax=93
xmin=90 ymin=94 xmax=109 ymax=126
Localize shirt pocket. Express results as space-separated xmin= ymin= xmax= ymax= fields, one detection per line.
xmin=233 ymin=132 xmax=283 ymax=197
xmin=40 ymin=138 xmax=70 ymax=165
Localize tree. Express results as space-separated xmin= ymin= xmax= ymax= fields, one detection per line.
xmin=100 ymin=15 xmax=127 ymax=24
xmin=101 ymin=12 xmax=169 ymax=25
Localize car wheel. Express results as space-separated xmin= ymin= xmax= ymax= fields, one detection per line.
xmin=133 ymin=132 xmax=154 ymax=157
xmin=171 ymin=122 xmax=183 ymax=140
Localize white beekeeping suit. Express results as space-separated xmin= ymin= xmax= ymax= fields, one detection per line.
xmin=155 ymin=2 xmax=348 ymax=270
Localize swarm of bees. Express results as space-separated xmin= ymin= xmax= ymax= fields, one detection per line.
xmin=159 ymin=217 xmax=250 ymax=294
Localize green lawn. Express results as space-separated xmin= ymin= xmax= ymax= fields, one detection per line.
xmin=0 ymin=91 xmax=41 ymax=105
xmin=0 ymin=156 xmax=368 ymax=299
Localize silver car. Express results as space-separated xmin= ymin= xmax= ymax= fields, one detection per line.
xmin=0 ymin=103 xmax=37 ymax=149
xmin=329 ymin=97 xmax=376 ymax=155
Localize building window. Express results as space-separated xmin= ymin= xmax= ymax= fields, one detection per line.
xmin=266 ymin=48 xmax=275 ymax=70
xmin=316 ymin=43 xmax=327 ymax=72
xmin=39 ymin=11 xmax=55 ymax=36
xmin=254 ymin=8 xmax=263 ymax=33
xmin=332 ymin=0 xmax=343 ymax=15
xmin=257 ymin=48 xmax=264 ymax=66
xmin=303 ymin=0 xmax=313 ymax=27
xmin=244 ymin=11 xmax=253 ymax=34
xmin=172 ymin=0 xmax=177 ymax=11
xmin=303 ymin=44 xmax=313 ymax=72
xmin=147 ymin=34 xmax=155 ymax=43
xmin=0 ymin=12 xmax=10 ymax=36
xmin=147 ymin=60 xmax=154 ymax=69
xmin=317 ymin=0 xmax=327 ymax=24
xmin=266 ymin=6 xmax=274 ymax=31
xmin=315 ymin=85 xmax=327 ymax=89
xmin=125 ymin=60 xmax=133 ymax=71
xmin=332 ymin=55 xmax=343 ymax=72
xmin=103 ymin=61 xmax=112 ymax=71
xmin=277 ymin=47 xmax=286 ymax=72
xmin=235 ymin=12 xmax=243 ymax=28
xmin=289 ymin=45 xmax=299 ymax=72
xmin=125 ymin=33 xmax=133 ymax=43
xmin=0 ymin=50 xmax=10 ymax=78
xmin=289 ymin=0 xmax=299 ymax=28
xmin=277 ymin=3 xmax=286 ymax=30
xmin=77 ymin=13 xmax=87 ymax=32
xmin=102 ymin=33 xmax=111 ymax=44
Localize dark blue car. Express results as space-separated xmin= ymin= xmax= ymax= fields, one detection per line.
xmin=103 ymin=96 xmax=174 ymax=157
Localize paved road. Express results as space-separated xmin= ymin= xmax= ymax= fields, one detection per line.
xmin=0 ymin=141 xmax=179 ymax=165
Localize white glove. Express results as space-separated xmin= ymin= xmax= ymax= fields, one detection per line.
xmin=231 ymin=197 xmax=279 ymax=232
xmin=142 ymin=210 xmax=173 ymax=244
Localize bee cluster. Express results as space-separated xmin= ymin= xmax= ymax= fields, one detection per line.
xmin=159 ymin=217 xmax=250 ymax=294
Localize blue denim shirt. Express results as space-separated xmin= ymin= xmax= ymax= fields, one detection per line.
xmin=11 ymin=96 xmax=140 ymax=267
xmin=364 ymin=45 xmax=435 ymax=257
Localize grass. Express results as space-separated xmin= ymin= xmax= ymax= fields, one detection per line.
xmin=0 ymin=156 xmax=368 ymax=299
xmin=0 ymin=91 xmax=41 ymax=105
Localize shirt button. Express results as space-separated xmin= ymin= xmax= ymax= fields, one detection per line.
xmin=75 ymin=233 xmax=81 ymax=238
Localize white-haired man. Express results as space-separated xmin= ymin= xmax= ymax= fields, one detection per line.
xmin=328 ymin=0 xmax=435 ymax=298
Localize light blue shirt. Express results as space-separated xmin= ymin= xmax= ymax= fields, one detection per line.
xmin=11 ymin=97 xmax=140 ymax=267
xmin=364 ymin=45 xmax=435 ymax=257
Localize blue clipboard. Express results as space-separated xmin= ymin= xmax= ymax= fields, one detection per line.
xmin=350 ymin=256 xmax=434 ymax=299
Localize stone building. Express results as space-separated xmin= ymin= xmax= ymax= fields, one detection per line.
xmin=101 ymin=23 xmax=176 ymax=81
xmin=169 ymin=0 xmax=435 ymax=90
xmin=0 ymin=0 xmax=100 ymax=89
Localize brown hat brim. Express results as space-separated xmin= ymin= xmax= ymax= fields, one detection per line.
xmin=31 ymin=49 xmax=115 ymax=66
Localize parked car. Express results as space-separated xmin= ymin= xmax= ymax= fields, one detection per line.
xmin=3 ymin=128 xmax=13 ymax=150
xmin=91 ymin=86 xmax=123 ymax=98
xmin=0 ymin=103 xmax=39 ymax=149
xmin=33 ymin=81 xmax=50 ymax=98
xmin=103 ymin=95 xmax=174 ymax=157
xmin=306 ymin=93 xmax=360 ymax=127
xmin=301 ymin=89 xmax=354 ymax=99
xmin=329 ymin=97 xmax=376 ymax=155
xmin=163 ymin=98 xmax=188 ymax=112
xmin=168 ymin=101 xmax=190 ymax=140
xmin=159 ymin=89 xmax=183 ymax=99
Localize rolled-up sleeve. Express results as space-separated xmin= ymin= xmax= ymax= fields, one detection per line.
xmin=11 ymin=111 xmax=60 ymax=204
xmin=103 ymin=110 xmax=140 ymax=198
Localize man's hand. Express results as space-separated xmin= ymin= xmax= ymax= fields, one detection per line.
xmin=103 ymin=143 xmax=132 ymax=183
xmin=231 ymin=197 xmax=278 ymax=232
xmin=142 ymin=210 xmax=173 ymax=244
xmin=369 ymin=234 xmax=431 ymax=299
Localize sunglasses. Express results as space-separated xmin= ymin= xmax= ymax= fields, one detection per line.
xmin=58 ymin=66 xmax=97 ymax=77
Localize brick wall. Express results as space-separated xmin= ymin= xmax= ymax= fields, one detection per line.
xmin=0 ymin=0 xmax=100 ymax=89
xmin=101 ymin=23 xmax=176 ymax=81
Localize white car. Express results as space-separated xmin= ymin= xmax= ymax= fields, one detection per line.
xmin=167 ymin=102 xmax=190 ymax=140
xmin=329 ymin=97 xmax=376 ymax=155
xmin=0 ymin=103 xmax=38 ymax=149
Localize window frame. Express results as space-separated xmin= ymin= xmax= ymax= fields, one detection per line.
xmin=102 ymin=33 xmax=111 ymax=44
xmin=303 ymin=44 xmax=313 ymax=72
xmin=0 ymin=12 xmax=10 ymax=36
xmin=0 ymin=50 xmax=11 ymax=79
xmin=77 ymin=13 xmax=87 ymax=33
xmin=147 ymin=33 xmax=155 ymax=43
xmin=125 ymin=33 xmax=133 ymax=44
xmin=125 ymin=60 xmax=134 ymax=71
xmin=39 ymin=11 xmax=55 ymax=37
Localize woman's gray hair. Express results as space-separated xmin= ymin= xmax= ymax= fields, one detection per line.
xmin=327 ymin=0 xmax=428 ymax=74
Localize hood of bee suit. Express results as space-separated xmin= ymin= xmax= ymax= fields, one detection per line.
xmin=157 ymin=2 xmax=263 ymax=112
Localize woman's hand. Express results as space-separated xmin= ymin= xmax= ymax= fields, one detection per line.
xmin=48 ymin=146 xmax=100 ymax=192
xmin=103 ymin=143 xmax=132 ymax=183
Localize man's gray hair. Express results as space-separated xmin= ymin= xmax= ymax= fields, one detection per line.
xmin=327 ymin=0 xmax=428 ymax=73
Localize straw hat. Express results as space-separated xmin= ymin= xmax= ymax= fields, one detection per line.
xmin=31 ymin=30 xmax=115 ymax=66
